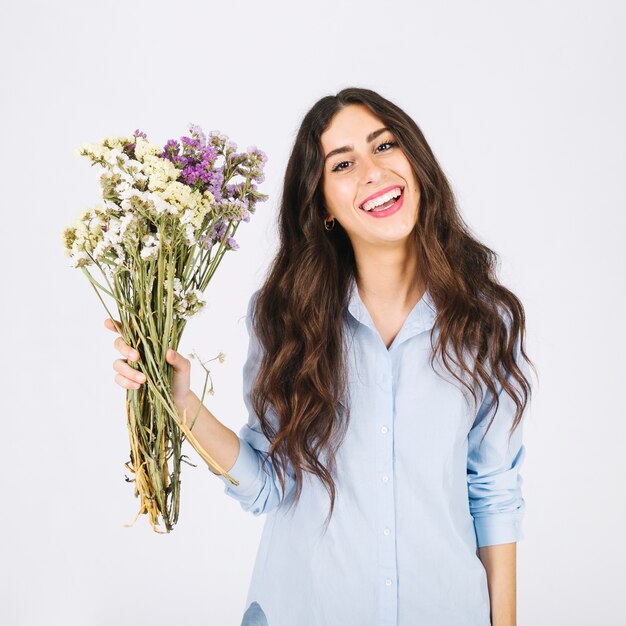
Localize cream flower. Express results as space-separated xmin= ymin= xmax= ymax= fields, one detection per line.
xmin=76 ymin=142 xmax=109 ymax=163
xmin=160 ymin=181 xmax=199 ymax=213
xmin=102 ymin=135 xmax=134 ymax=150
xmin=134 ymin=136 xmax=161 ymax=161
xmin=143 ymin=155 xmax=180 ymax=192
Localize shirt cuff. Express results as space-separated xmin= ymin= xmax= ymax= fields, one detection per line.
xmin=473 ymin=515 xmax=524 ymax=548
xmin=209 ymin=437 xmax=263 ymax=497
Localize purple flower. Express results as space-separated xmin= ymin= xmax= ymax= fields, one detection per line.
xmin=209 ymin=169 xmax=224 ymax=201
xmin=225 ymin=237 xmax=239 ymax=250
xmin=162 ymin=139 xmax=181 ymax=161
xmin=247 ymin=145 xmax=268 ymax=165
xmin=198 ymin=233 xmax=211 ymax=249
xmin=207 ymin=130 xmax=228 ymax=149
xmin=181 ymin=166 xmax=200 ymax=185
xmin=181 ymin=135 xmax=202 ymax=153
xmin=133 ymin=129 xmax=148 ymax=139
xmin=210 ymin=220 xmax=228 ymax=244
xmin=188 ymin=123 xmax=207 ymax=147
xmin=201 ymin=145 xmax=218 ymax=165
xmin=224 ymin=182 xmax=245 ymax=199
xmin=199 ymin=220 xmax=230 ymax=249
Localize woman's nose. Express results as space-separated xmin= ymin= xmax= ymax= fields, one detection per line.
xmin=360 ymin=152 xmax=385 ymax=184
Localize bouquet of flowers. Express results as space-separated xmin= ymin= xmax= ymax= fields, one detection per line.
xmin=62 ymin=124 xmax=268 ymax=533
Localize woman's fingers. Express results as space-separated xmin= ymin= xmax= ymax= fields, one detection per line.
xmin=105 ymin=318 xmax=145 ymax=390
xmin=165 ymin=348 xmax=190 ymax=372
xmin=105 ymin=318 xmax=139 ymax=359
xmin=114 ymin=372 xmax=142 ymax=390
xmin=105 ymin=319 xmax=189 ymax=395
xmin=113 ymin=335 xmax=139 ymax=361
xmin=113 ymin=357 xmax=145 ymax=390
xmin=113 ymin=358 xmax=146 ymax=384
xmin=104 ymin=318 xmax=123 ymax=333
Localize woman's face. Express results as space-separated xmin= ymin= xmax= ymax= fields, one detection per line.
xmin=320 ymin=104 xmax=420 ymax=248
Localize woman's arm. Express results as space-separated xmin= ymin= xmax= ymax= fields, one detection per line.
xmin=467 ymin=332 xmax=531 ymax=625
xmin=478 ymin=542 xmax=517 ymax=626
xmin=206 ymin=290 xmax=297 ymax=516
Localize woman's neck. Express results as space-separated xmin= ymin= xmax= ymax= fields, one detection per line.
xmin=353 ymin=238 xmax=425 ymax=312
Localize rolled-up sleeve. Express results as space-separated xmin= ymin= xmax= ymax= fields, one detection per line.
xmin=467 ymin=337 xmax=532 ymax=548
xmin=212 ymin=290 xmax=296 ymax=516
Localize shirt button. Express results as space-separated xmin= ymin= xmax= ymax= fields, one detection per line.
xmin=382 ymin=474 xmax=389 ymax=483
xmin=383 ymin=528 xmax=390 ymax=536
xmin=381 ymin=426 xmax=388 ymax=434
xmin=385 ymin=578 xmax=392 ymax=586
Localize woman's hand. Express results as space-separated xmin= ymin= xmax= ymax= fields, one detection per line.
xmin=104 ymin=318 xmax=192 ymax=405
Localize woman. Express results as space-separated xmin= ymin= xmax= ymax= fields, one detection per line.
xmin=107 ymin=87 xmax=535 ymax=626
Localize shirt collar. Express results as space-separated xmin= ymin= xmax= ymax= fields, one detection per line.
xmin=345 ymin=274 xmax=437 ymax=339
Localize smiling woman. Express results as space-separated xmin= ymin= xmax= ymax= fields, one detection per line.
xmin=210 ymin=87 xmax=535 ymax=626
xmin=322 ymin=108 xmax=420 ymax=235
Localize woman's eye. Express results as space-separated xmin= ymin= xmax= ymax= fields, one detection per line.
xmin=377 ymin=140 xmax=397 ymax=152
xmin=332 ymin=161 xmax=351 ymax=172
xmin=331 ymin=141 xmax=397 ymax=173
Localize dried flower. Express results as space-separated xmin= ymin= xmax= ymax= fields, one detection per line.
xmin=64 ymin=123 xmax=268 ymax=533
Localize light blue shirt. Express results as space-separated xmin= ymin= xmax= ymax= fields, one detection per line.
xmin=215 ymin=276 xmax=528 ymax=626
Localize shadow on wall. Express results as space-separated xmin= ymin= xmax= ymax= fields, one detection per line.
xmin=241 ymin=601 xmax=269 ymax=626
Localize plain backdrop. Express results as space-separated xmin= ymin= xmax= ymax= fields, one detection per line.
xmin=1 ymin=1 xmax=624 ymax=625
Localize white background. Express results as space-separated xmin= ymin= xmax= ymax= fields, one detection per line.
xmin=1 ymin=1 xmax=624 ymax=624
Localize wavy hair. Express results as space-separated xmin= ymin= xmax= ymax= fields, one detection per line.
xmin=249 ymin=87 xmax=536 ymax=529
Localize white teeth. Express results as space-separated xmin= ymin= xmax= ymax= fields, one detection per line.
xmin=361 ymin=187 xmax=402 ymax=211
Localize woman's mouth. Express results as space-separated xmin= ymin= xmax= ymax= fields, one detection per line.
xmin=358 ymin=187 xmax=404 ymax=218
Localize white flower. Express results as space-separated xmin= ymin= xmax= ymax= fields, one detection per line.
xmin=184 ymin=223 xmax=196 ymax=246
xmin=119 ymin=213 xmax=136 ymax=236
xmin=173 ymin=278 xmax=183 ymax=297
xmin=70 ymin=250 xmax=91 ymax=268
xmin=112 ymin=243 xmax=125 ymax=261
xmin=105 ymin=148 xmax=129 ymax=167
xmin=125 ymin=159 xmax=143 ymax=175
xmin=180 ymin=209 xmax=195 ymax=225
xmin=149 ymin=192 xmax=177 ymax=216
xmin=119 ymin=190 xmax=142 ymax=211
xmin=140 ymin=232 xmax=160 ymax=261
xmin=164 ymin=277 xmax=183 ymax=296
xmin=115 ymin=180 xmax=134 ymax=198
xmin=92 ymin=239 xmax=109 ymax=261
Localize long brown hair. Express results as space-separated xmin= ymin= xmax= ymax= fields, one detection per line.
xmin=250 ymin=87 xmax=536 ymax=528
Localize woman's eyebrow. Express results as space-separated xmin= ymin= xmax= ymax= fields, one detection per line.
xmin=324 ymin=127 xmax=389 ymax=162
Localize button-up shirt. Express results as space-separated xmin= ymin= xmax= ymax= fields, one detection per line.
xmin=215 ymin=276 xmax=528 ymax=626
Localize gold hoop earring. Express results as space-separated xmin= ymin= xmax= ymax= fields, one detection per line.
xmin=324 ymin=217 xmax=335 ymax=231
